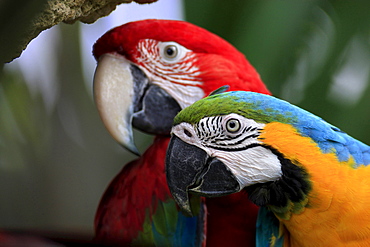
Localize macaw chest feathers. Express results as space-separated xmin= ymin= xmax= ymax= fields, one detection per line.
xmin=245 ymin=146 xmax=312 ymax=220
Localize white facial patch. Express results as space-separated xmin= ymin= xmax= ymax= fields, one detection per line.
xmin=164 ymin=83 xmax=205 ymax=109
xmin=172 ymin=123 xmax=203 ymax=148
xmin=213 ymin=147 xmax=282 ymax=188
xmin=172 ymin=114 xmax=283 ymax=190
xmin=136 ymin=39 xmax=205 ymax=109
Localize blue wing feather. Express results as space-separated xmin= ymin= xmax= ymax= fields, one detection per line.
xmin=180 ymin=213 xmax=202 ymax=246
xmin=151 ymin=200 xmax=203 ymax=247
xmin=256 ymin=207 xmax=283 ymax=247
xmin=227 ymin=91 xmax=370 ymax=167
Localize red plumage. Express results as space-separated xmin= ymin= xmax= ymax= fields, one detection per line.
xmin=206 ymin=195 xmax=259 ymax=246
xmin=93 ymin=19 xmax=270 ymax=246
xmin=93 ymin=19 xmax=269 ymax=96
xmin=95 ymin=136 xmax=171 ymax=245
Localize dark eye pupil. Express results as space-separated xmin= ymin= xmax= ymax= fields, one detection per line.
xmin=226 ymin=119 xmax=240 ymax=133
xmin=166 ymin=47 xmax=175 ymax=56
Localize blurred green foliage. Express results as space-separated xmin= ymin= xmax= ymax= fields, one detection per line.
xmin=185 ymin=0 xmax=370 ymax=142
xmin=0 ymin=23 xmax=139 ymax=234
xmin=0 ymin=0 xmax=369 ymax=238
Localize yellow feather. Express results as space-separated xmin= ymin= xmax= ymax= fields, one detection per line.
xmin=260 ymin=122 xmax=370 ymax=246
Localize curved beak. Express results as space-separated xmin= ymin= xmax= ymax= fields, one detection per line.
xmin=93 ymin=53 xmax=181 ymax=155
xmin=166 ymin=135 xmax=240 ymax=216
xmin=93 ymin=54 xmax=139 ymax=155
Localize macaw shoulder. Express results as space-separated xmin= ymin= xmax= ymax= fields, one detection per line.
xmin=260 ymin=121 xmax=370 ymax=170
xmin=260 ymin=122 xmax=370 ymax=213
xmin=293 ymin=115 xmax=370 ymax=166
xmin=237 ymin=91 xmax=370 ymax=166
xmin=260 ymin=122 xmax=370 ymax=246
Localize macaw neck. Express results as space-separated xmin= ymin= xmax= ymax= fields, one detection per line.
xmin=135 ymin=135 xmax=172 ymax=200
xmin=206 ymin=193 xmax=259 ymax=247
xmin=260 ymin=123 xmax=370 ymax=246
xmin=151 ymin=135 xmax=171 ymax=149
xmin=142 ymin=135 xmax=171 ymax=170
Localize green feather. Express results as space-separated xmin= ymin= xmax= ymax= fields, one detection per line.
xmin=132 ymin=210 xmax=155 ymax=245
xmin=173 ymin=93 xmax=296 ymax=126
xmin=133 ymin=200 xmax=179 ymax=246
xmin=208 ymin=85 xmax=230 ymax=96
xmin=152 ymin=200 xmax=178 ymax=237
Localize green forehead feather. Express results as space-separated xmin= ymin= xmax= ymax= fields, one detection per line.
xmin=173 ymin=92 xmax=297 ymax=125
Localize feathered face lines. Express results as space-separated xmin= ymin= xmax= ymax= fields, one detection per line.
xmin=171 ymin=113 xmax=312 ymax=216
xmin=136 ymin=39 xmax=201 ymax=81
xmin=195 ymin=114 xmax=263 ymax=151
xmin=134 ymin=39 xmax=204 ymax=109
xmin=172 ymin=113 xmax=283 ymax=189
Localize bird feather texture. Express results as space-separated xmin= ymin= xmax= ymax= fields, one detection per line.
xmin=93 ymin=20 xmax=269 ymax=246
xmin=171 ymin=91 xmax=370 ymax=246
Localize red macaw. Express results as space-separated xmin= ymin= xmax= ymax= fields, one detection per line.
xmin=92 ymin=19 xmax=270 ymax=246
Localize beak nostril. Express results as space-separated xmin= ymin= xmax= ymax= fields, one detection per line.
xmin=184 ymin=129 xmax=193 ymax=138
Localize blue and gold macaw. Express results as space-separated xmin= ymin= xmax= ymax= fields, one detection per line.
xmin=166 ymin=91 xmax=370 ymax=246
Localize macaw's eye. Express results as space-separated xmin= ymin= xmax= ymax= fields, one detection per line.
xmin=164 ymin=45 xmax=178 ymax=58
xmin=226 ymin=119 xmax=241 ymax=133
xmin=159 ymin=41 xmax=189 ymax=63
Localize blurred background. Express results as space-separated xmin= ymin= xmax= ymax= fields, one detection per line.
xmin=0 ymin=0 xmax=369 ymax=238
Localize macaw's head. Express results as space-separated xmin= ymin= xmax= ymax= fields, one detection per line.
xmin=92 ymin=19 xmax=269 ymax=154
xmin=166 ymin=91 xmax=314 ymax=217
